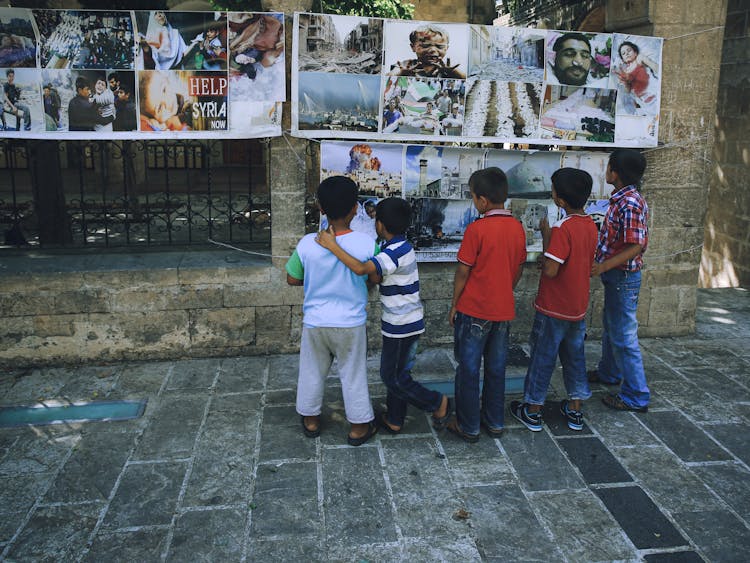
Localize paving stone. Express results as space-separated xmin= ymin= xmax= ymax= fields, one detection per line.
xmin=247 ymin=537 xmax=326 ymax=560
xmin=102 ymin=462 xmax=186 ymax=529
xmin=643 ymin=551 xmax=704 ymax=562
xmin=326 ymin=540 xmax=402 ymax=561
xmin=267 ymin=355 xmax=299 ymax=391
xmin=654 ymin=380 xmax=741 ymax=423
xmin=0 ymin=472 xmax=53 ymax=542
xmin=83 ymin=529 xmax=168 ymax=562
xmin=594 ymin=486 xmax=688 ymax=549
xmin=401 ymin=537 xmax=481 ymax=561
xmin=541 ymin=401 xmax=594 ymax=436
xmin=264 ymin=389 xmax=296 ymax=405
xmin=108 ymin=361 xmax=171 ymax=398
xmin=167 ymin=508 xmax=245 ymax=562
xmin=258 ymin=405 xmax=316 ymax=462
xmin=0 ymin=427 xmax=78 ymax=475
xmin=639 ymin=411 xmax=733 ymax=462
xmin=461 ymin=484 xmax=563 ymax=560
xmin=438 ymin=431 xmax=514 ymax=487
xmin=674 ymin=510 xmax=750 ymax=561
xmin=735 ymin=403 xmax=750 ymax=423
xmin=167 ymin=358 xmax=221 ymax=391
xmin=322 ymin=447 xmax=398 ymax=545
xmin=1 ymin=368 xmax=70 ymax=405
xmin=691 ymin=463 xmax=750 ymax=521
xmin=584 ymin=398 xmax=661 ymax=447
xmin=182 ymin=402 xmax=259 ymax=507
xmin=44 ymin=430 xmax=134 ymax=503
xmin=702 ymin=422 xmax=750 ymax=465
xmin=532 ymin=490 xmax=637 ymax=562
xmin=557 ymin=437 xmax=633 ymax=484
xmin=612 ymin=446 xmax=725 ymax=514
xmin=381 ymin=437 xmax=467 ymax=539
xmin=251 ymin=461 xmax=319 ymax=538
xmin=412 ymin=347 xmax=455 ymax=379
xmin=217 ymin=356 xmax=268 ymax=393
xmin=501 ymin=428 xmax=584 ymax=491
xmin=677 ymin=367 xmax=750 ymax=403
xmin=4 ymin=503 xmax=100 ymax=562
xmin=133 ymin=394 xmax=208 ymax=460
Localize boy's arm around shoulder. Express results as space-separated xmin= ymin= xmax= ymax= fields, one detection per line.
xmin=315 ymin=226 xmax=381 ymax=281
xmin=285 ymin=247 xmax=304 ymax=286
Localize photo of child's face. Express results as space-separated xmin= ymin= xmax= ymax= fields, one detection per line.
xmin=207 ymin=28 xmax=218 ymax=40
xmin=142 ymin=72 xmax=179 ymax=123
xmin=95 ymin=79 xmax=106 ymax=94
xmin=154 ymin=11 xmax=167 ymax=26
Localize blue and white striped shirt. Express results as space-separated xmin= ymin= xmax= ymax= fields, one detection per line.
xmin=371 ymin=236 xmax=425 ymax=338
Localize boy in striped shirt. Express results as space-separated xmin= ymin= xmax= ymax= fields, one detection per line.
xmin=316 ymin=197 xmax=451 ymax=433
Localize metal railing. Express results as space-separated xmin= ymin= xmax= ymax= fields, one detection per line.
xmin=0 ymin=138 xmax=270 ymax=250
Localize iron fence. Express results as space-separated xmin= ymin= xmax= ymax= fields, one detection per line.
xmin=0 ymin=138 xmax=270 ymax=250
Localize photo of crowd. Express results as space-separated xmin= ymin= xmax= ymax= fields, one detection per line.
xmin=34 ymin=10 xmax=135 ymax=70
xmin=294 ymin=14 xmax=663 ymax=148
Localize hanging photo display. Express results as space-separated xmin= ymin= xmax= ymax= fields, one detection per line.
xmin=0 ymin=7 xmax=284 ymax=139
xmin=320 ymin=140 xmax=612 ymax=261
xmin=293 ymin=13 xmax=663 ymax=148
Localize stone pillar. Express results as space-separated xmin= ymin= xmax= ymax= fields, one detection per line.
xmin=603 ymin=0 xmax=728 ymax=334
xmin=700 ymin=0 xmax=750 ymax=287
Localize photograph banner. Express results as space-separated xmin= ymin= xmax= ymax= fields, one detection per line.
xmin=0 ymin=7 xmax=284 ymax=139
xmin=320 ymin=140 xmax=612 ymax=261
xmin=293 ymin=13 xmax=663 ymax=148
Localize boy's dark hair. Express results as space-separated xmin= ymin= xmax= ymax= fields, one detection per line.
xmin=551 ymin=168 xmax=593 ymax=209
xmin=375 ymin=197 xmax=411 ymax=235
xmin=608 ymin=148 xmax=646 ymax=187
xmin=468 ymin=167 xmax=508 ymax=203
xmin=75 ymin=76 xmax=90 ymax=92
xmin=317 ymin=176 xmax=358 ymax=220
xmin=208 ymin=21 xmax=224 ymax=33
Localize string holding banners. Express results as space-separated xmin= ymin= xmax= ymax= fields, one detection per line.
xmin=292 ymin=12 xmax=664 ymax=149
xmin=0 ymin=7 xmax=285 ymax=140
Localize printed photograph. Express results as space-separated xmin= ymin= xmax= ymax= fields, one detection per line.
xmin=0 ymin=8 xmax=37 ymax=68
xmin=544 ymin=31 xmax=611 ymax=89
xmin=321 ymin=141 xmax=403 ymax=199
xmin=610 ymin=33 xmax=662 ymax=116
xmin=0 ymin=67 xmax=42 ymax=132
xmin=34 ymin=10 xmax=135 ymax=70
xmin=228 ymin=100 xmax=281 ymax=137
xmin=614 ymin=113 xmax=658 ymax=146
xmin=403 ymin=144 xmax=443 ymax=197
xmin=384 ymin=21 xmax=468 ymax=79
xmin=438 ymin=147 xmax=486 ymax=199
xmin=41 ymin=69 xmax=115 ymax=132
xmin=134 ymin=11 xmax=227 ymax=71
xmin=409 ymin=197 xmax=478 ymax=257
xmin=468 ymin=25 xmax=545 ymax=82
xmin=540 ymin=85 xmax=617 ymax=143
xmin=485 ymin=149 xmax=561 ymax=198
xmin=228 ymin=12 xmax=284 ymax=102
xmin=297 ymin=71 xmax=379 ymax=132
xmin=509 ymin=198 xmax=560 ymax=253
xmin=139 ymin=70 xmax=228 ymax=132
xmin=560 ymin=150 xmax=609 ymax=198
xmin=462 ymin=77 xmax=541 ymax=138
xmin=298 ymin=13 xmax=382 ymax=74
xmin=381 ymin=76 xmax=465 ymax=136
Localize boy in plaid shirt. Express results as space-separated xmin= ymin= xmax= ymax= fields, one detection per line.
xmin=589 ymin=149 xmax=650 ymax=412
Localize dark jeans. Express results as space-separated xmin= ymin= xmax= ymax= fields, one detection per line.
xmin=453 ymin=312 xmax=509 ymax=435
xmin=381 ymin=334 xmax=442 ymax=426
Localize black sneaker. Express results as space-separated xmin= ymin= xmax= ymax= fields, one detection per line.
xmin=509 ymin=400 xmax=543 ymax=432
xmin=559 ymin=400 xmax=583 ymax=431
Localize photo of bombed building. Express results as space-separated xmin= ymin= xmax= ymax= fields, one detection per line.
xmin=298 ymin=13 xmax=382 ymax=74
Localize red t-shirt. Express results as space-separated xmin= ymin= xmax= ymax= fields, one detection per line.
xmin=456 ymin=210 xmax=527 ymax=321
xmin=535 ymin=214 xmax=598 ymax=321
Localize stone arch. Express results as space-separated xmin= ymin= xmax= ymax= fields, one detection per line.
xmin=577 ymin=6 xmax=605 ymax=32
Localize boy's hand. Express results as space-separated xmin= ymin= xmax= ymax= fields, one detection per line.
xmin=539 ymin=216 xmax=551 ymax=236
xmin=591 ymin=262 xmax=603 ymax=277
xmin=448 ymin=305 xmax=457 ymax=327
xmin=315 ymin=226 xmax=337 ymax=250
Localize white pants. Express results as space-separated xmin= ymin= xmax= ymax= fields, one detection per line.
xmin=296 ymin=325 xmax=373 ymax=424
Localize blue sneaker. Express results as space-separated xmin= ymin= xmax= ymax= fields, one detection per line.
xmin=560 ymin=400 xmax=584 ymax=431
xmin=510 ymin=400 xmax=543 ymax=432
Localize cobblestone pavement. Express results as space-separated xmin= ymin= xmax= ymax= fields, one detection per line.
xmin=0 ymin=288 xmax=748 ymax=562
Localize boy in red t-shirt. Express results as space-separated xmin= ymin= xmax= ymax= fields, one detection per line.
xmin=511 ymin=168 xmax=598 ymax=432
xmin=447 ymin=167 xmax=527 ymax=442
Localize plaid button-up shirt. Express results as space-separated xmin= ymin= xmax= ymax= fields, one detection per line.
xmin=595 ymin=185 xmax=649 ymax=271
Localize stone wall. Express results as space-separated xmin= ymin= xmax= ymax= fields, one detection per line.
xmin=700 ymin=0 xmax=750 ymax=287
xmin=0 ymin=0 xmax=731 ymax=367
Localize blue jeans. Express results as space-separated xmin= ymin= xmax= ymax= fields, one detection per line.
xmin=453 ymin=312 xmax=509 ymax=435
xmin=380 ymin=334 xmax=442 ymax=426
xmin=524 ymin=311 xmax=592 ymax=405
xmin=597 ymin=269 xmax=650 ymax=408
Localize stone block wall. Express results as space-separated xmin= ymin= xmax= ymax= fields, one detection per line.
xmin=700 ymin=0 xmax=750 ymax=287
